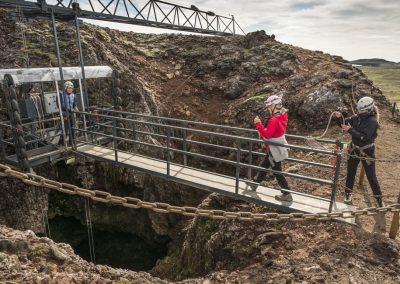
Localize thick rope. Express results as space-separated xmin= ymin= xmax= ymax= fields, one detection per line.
xmin=307 ymin=112 xmax=345 ymax=141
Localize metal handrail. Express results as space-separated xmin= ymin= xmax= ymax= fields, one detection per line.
xmin=91 ymin=120 xmax=334 ymax=169
xmin=72 ymin=126 xmax=334 ymax=186
xmin=75 ymin=138 xmax=334 ymax=203
xmin=74 ymin=110 xmax=336 ymax=155
xmin=94 ymin=107 xmax=337 ymax=144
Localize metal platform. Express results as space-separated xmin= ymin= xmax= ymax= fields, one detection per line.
xmin=77 ymin=144 xmax=356 ymax=224
xmin=4 ymin=144 xmax=65 ymax=167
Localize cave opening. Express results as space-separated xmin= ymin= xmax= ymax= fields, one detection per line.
xmin=47 ymin=215 xmax=169 ymax=271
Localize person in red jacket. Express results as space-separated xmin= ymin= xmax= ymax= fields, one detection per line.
xmin=247 ymin=94 xmax=292 ymax=202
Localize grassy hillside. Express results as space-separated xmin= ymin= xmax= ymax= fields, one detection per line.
xmin=360 ymin=66 xmax=400 ymax=104
xmin=351 ymin=58 xmax=399 ymax=67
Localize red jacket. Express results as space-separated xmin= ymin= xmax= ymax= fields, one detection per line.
xmin=256 ymin=112 xmax=288 ymax=151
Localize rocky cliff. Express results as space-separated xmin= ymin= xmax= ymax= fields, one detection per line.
xmin=0 ymin=8 xmax=399 ymax=283
xmin=0 ymin=224 xmax=167 ymax=283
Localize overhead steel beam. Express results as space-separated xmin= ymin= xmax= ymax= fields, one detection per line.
xmin=0 ymin=0 xmax=245 ymax=36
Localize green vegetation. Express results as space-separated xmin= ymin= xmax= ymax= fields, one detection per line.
xmin=360 ymin=66 xmax=400 ymax=104
xmin=351 ymin=58 xmax=399 ymax=67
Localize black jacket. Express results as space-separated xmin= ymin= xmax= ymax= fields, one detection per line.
xmin=336 ymin=112 xmax=378 ymax=147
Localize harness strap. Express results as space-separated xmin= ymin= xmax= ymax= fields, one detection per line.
xmin=349 ymin=143 xmax=375 ymax=165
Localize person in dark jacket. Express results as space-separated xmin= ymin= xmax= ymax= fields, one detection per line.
xmin=333 ymin=96 xmax=383 ymax=207
xmin=58 ymin=81 xmax=76 ymax=146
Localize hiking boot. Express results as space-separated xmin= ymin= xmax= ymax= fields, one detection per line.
xmin=245 ymin=180 xmax=258 ymax=191
xmin=344 ymin=192 xmax=353 ymax=205
xmin=275 ymin=193 xmax=293 ymax=202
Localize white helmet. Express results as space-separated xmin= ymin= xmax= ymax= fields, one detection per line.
xmin=64 ymin=81 xmax=74 ymax=89
xmin=356 ymin=96 xmax=374 ymax=111
xmin=265 ymin=95 xmax=282 ymax=107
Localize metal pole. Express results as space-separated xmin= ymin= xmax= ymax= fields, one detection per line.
xmin=51 ymin=9 xmax=71 ymax=147
xmin=74 ymin=8 xmax=89 ymax=110
xmin=247 ymin=141 xmax=253 ymax=180
xmin=329 ymin=141 xmax=343 ymax=212
xmin=183 ymin=126 xmax=187 ymax=166
xmin=132 ymin=120 xmax=137 ymax=151
xmin=113 ymin=118 xmax=118 ymax=162
xmin=235 ymin=140 xmax=241 ymax=194
xmin=232 ymin=15 xmax=235 ymax=35
xmin=111 ymin=71 xmax=117 ymax=106
xmin=78 ymin=79 xmax=87 ymax=141
xmin=54 ymin=81 xmax=67 ymax=147
xmin=166 ymin=127 xmax=171 ymax=177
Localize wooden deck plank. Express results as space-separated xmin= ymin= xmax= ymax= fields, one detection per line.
xmin=77 ymin=144 xmax=356 ymax=223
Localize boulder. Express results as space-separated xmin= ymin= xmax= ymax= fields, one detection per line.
xmin=336 ymin=70 xmax=352 ymax=79
xmin=298 ymin=87 xmax=347 ymax=128
xmin=336 ymin=79 xmax=353 ymax=88
xmin=241 ymin=30 xmax=273 ymax=48
xmin=224 ymin=76 xmax=248 ymax=100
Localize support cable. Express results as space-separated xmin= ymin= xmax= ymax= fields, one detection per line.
xmin=84 ymin=198 xmax=96 ymax=263
xmin=17 ymin=5 xmax=30 ymax=68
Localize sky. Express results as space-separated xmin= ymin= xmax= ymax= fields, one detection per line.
xmin=67 ymin=0 xmax=400 ymax=62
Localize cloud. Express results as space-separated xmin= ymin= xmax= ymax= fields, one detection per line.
xmin=333 ymin=2 xmax=395 ymax=18
xmin=290 ymin=1 xmax=325 ymax=11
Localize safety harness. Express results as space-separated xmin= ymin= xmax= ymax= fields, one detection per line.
xmin=348 ymin=142 xmax=375 ymax=165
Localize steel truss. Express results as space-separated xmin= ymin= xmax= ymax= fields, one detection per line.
xmin=0 ymin=0 xmax=246 ymax=35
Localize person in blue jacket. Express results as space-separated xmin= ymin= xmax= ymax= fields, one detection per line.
xmin=59 ymin=81 xmax=76 ymax=146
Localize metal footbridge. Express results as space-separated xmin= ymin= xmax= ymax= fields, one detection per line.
xmin=73 ymin=108 xmax=355 ymax=216
xmin=0 ymin=0 xmax=356 ymax=224
xmin=0 ymin=66 xmax=356 ymax=224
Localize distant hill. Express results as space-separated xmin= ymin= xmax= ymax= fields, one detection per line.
xmin=351 ymin=58 xmax=400 ymax=67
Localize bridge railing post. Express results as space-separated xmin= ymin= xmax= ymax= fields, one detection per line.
xmin=235 ymin=140 xmax=241 ymax=194
xmin=183 ymin=124 xmax=188 ymax=166
xmin=166 ymin=126 xmax=171 ymax=177
xmin=132 ymin=120 xmax=137 ymax=152
xmin=247 ymin=141 xmax=253 ymax=180
xmin=89 ymin=112 xmax=95 ymax=144
xmin=113 ymin=118 xmax=118 ymax=162
xmin=329 ymin=140 xmax=343 ymax=212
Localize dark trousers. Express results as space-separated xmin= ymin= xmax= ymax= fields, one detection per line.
xmin=59 ymin=113 xmax=75 ymax=146
xmin=255 ymin=155 xmax=290 ymax=193
xmin=345 ymin=148 xmax=382 ymax=199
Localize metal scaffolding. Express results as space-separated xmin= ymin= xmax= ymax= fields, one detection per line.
xmin=0 ymin=0 xmax=246 ymax=36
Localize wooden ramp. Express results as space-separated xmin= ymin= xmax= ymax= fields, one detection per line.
xmin=77 ymin=144 xmax=356 ymax=224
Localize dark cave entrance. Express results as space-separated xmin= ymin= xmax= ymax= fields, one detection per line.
xmin=47 ymin=215 xmax=168 ymax=271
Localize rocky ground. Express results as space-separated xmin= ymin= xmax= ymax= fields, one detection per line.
xmin=0 ymin=224 xmax=167 ymax=283
xmin=1 ymin=8 xmax=400 ymax=284
xmin=1 ymin=212 xmax=400 ymax=283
